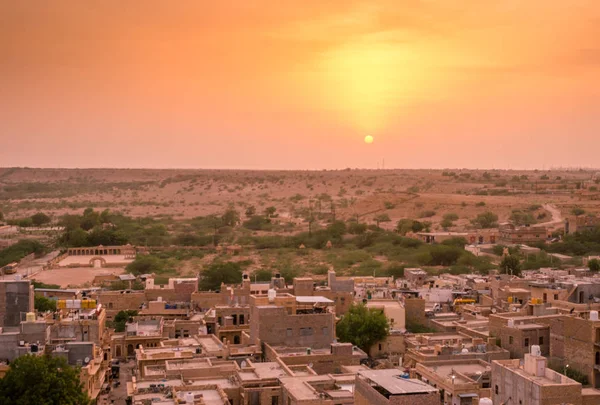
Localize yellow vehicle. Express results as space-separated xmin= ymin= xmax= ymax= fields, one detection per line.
xmin=1 ymin=262 xmax=18 ymax=275
xmin=452 ymin=298 xmax=476 ymax=306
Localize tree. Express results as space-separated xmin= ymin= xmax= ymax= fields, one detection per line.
xmin=245 ymin=205 xmax=256 ymax=218
xmin=221 ymin=209 xmax=240 ymax=227
xmin=113 ymin=310 xmax=138 ymax=332
xmin=34 ymin=296 xmax=57 ymax=312
xmin=589 ymin=259 xmax=600 ymax=272
xmin=0 ymin=354 xmax=90 ymax=405
xmin=31 ymin=212 xmax=51 ymax=226
xmin=126 ymin=255 xmax=165 ymax=276
xmin=80 ymin=208 xmax=100 ymax=231
xmin=253 ymin=269 xmax=273 ymax=282
xmin=264 ymin=206 xmax=277 ymax=218
xmin=336 ymin=304 xmax=389 ymax=352
xmin=500 ymin=254 xmax=521 ymax=276
xmin=428 ymin=245 xmax=463 ymax=266
xmin=571 ymin=207 xmax=586 ymax=216
xmin=326 ymin=220 xmax=347 ymax=239
xmin=347 ymin=221 xmax=367 ymax=235
xmin=243 ymin=216 xmax=272 ymax=231
xmin=472 ymin=211 xmax=498 ymax=229
xmin=373 ymin=213 xmax=391 ymax=229
xmin=199 ymin=262 xmax=243 ymax=291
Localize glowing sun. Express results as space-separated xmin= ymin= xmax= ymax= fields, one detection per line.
xmin=364 ymin=135 xmax=374 ymax=144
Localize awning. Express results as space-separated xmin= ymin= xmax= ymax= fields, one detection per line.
xmin=458 ymin=393 xmax=478 ymax=398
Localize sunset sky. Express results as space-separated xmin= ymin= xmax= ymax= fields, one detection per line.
xmin=1 ymin=1 xmax=599 ymax=169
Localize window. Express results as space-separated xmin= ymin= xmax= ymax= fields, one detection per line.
xmin=378 ymin=344 xmax=382 ymax=351
xmin=217 ymin=317 xmax=222 ymax=326
xmin=509 ymin=336 xmax=514 ymax=344
xmin=232 ymin=314 xmax=238 ymax=325
xmin=300 ymin=327 xmax=314 ymax=336
xmin=286 ymin=328 xmax=293 ymax=337
xmin=495 ymin=385 xmax=499 ymax=395
xmin=239 ymin=315 xmax=245 ymax=325
xmin=340 ymin=297 xmax=345 ymax=304
xmin=554 ymin=294 xmax=558 ymax=300
xmin=524 ymin=338 xmax=529 ymax=347
xmin=271 ymin=397 xmax=279 ymax=405
xmin=543 ymin=293 xmax=547 ymax=303
xmin=539 ymin=336 xmax=544 ymax=345
xmin=322 ymin=327 xmax=329 ymax=336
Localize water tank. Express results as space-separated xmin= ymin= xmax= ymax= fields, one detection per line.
xmin=14 ymin=274 xmax=22 ymax=281
xmin=479 ymin=399 xmax=493 ymax=405
xmin=268 ymin=288 xmax=276 ymax=303
xmin=185 ymin=392 xmax=194 ymax=404
xmin=461 ymin=348 xmax=469 ymax=354
xmin=26 ymin=312 xmax=36 ymax=322
xmin=591 ymin=311 xmax=599 ymax=321
xmin=157 ymin=297 xmax=163 ymax=302
xmin=507 ymin=319 xmax=515 ymax=328
xmin=531 ymin=345 xmax=541 ymax=356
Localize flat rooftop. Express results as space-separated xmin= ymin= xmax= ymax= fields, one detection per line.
xmin=237 ymin=362 xmax=288 ymax=382
xmin=359 ymin=369 xmax=438 ymax=395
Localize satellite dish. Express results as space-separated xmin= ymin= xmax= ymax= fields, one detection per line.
xmin=308 ymin=363 xmax=314 ymax=368
xmin=84 ymin=357 xmax=90 ymax=364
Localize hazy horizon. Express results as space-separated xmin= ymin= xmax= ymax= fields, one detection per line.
xmin=2 ymin=1 xmax=599 ymax=170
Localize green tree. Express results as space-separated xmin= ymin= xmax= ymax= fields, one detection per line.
xmin=326 ymin=220 xmax=347 ymax=239
xmin=252 ymin=269 xmax=273 ymax=282
xmin=31 ymin=212 xmax=51 ymax=226
xmin=472 ymin=211 xmax=498 ymax=228
xmin=34 ymin=296 xmax=57 ymax=312
xmin=347 ymin=221 xmax=367 ymax=235
xmin=80 ymin=208 xmax=100 ymax=231
xmin=264 ymin=206 xmax=277 ymax=218
xmin=113 ymin=310 xmax=138 ymax=332
xmin=373 ymin=213 xmax=391 ymax=228
xmin=500 ymin=254 xmax=521 ymax=276
xmin=0 ymin=354 xmax=90 ymax=405
xmin=336 ymin=304 xmax=389 ymax=352
xmin=199 ymin=262 xmax=243 ymax=291
xmin=126 ymin=255 xmax=165 ymax=276
xmin=245 ymin=205 xmax=256 ymax=218
xmin=221 ymin=209 xmax=240 ymax=227
xmin=571 ymin=207 xmax=586 ymax=216
xmin=428 ymin=245 xmax=463 ymax=266
xmin=589 ymin=259 xmax=600 ymax=272
xmin=99 ymin=209 xmax=112 ymax=224
xmin=61 ymin=228 xmax=89 ymax=247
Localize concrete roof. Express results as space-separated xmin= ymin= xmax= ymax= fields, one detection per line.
xmin=295 ymin=296 xmax=334 ymax=304
xmin=358 ymin=369 xmax=438 ymax=395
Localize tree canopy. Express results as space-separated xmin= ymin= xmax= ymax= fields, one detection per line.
xmin=31 ymin=212 xmax=51 ymax=226
xmin=472 ymin=211 xmax=499 ymax=229
xmin=500 ymin=254 xmax=521 ymax=276
xmin=34 ymin=296 xmax=57 ymax=312
xmin=199 ymin=262 xmax=243 ymax=291
xmin=336 ymin=303 xmax=389 ymax=352
xmin=0 ymin=355 xmax=90 ymax=405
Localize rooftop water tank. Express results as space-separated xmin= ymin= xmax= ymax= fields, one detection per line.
xmin=531 ymin=345 xmax=541 ymax=356
xmin=157 ymin=296 xmax=162 ymax=302
xmin=268 ymin=288 xmax=276 ymax=303
xmin=591 ymin=311 xmax=599 ymax=321
xmin=26 ymin=312 xmax=36 ymax=322
xmin=479 ymin=399 xmax=493 ymax=405
xmin=507 ymin=319 xmax=515 ymax=327
xmin=185 ymin=392 xmax=194 ymax=404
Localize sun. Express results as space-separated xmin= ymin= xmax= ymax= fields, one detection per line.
xmin=364 ymin=135 xmax=374 ymax=144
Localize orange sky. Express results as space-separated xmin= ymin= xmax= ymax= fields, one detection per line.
xmin=1 ymin=1 xmax=599 ymax=169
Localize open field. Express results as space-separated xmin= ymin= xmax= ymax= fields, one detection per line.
xmin=31 ymin=267 xmax=124 ymax=288
xmin=1 ymin=168 xmax=599 ymax=231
